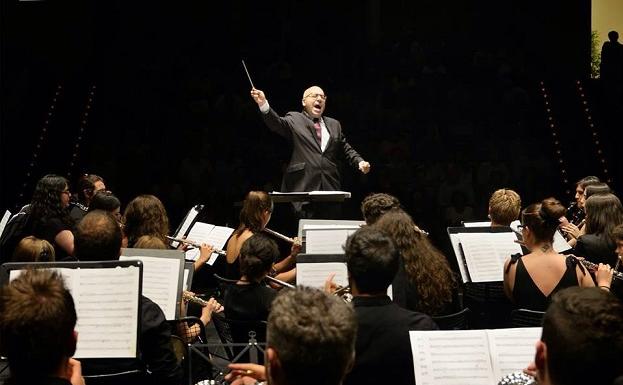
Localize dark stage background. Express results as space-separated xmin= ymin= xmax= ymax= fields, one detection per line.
xmin=1 ymin=0 xmax=619 ymax=251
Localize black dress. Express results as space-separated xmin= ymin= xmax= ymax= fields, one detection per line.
xmin=509 ymin=255 xmax=584 ymax=311
xmin=223 ymin=283 xmax=276 ymax=344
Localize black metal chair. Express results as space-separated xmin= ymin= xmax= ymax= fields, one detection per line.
xmin=432 ymin=307 xmax=472 ymax=330
xmin=211 ymin=312 xmax=267 ymax=363
xmin=510 ymin=309 xmax=545 ymax=327
xmin=463 ymin=282 xmax=514 ymax=328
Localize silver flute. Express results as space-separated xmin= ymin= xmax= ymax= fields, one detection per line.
xmin=263 ymin=228 xmax=298 ymax=244
xmin=572 ymin=255 xmax=623 ymax=281
xmin=266 ymin=275 xmax=295 ymax=289
xmin=166 ymin=236 xmax=227 ymax=256
xmin=182 ymin=292 xmax=210 ymax=307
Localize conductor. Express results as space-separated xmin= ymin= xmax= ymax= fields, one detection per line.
xmin=251 ymin=86 xmax=370 ymax=194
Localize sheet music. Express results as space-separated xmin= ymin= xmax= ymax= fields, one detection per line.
xmin=458 ymin=232 xmax=522 ymax=282
xmin=306 ymin=229 xmax=356 ymax=254
xmin=119 ymin=255 xmax=180 ymax=320
xmin=297 ymin=262 xmax=347 ymax=288
xmin=553 ymin=230 xmax=571 ymax=252
xmin=308 ymin=190 xmax=351 ymax=197
xmin=0 ymin=210 xmax=11 ymax=237
xmin=303 ymin=224 xmax=362 ymax=230
xmin=9 ymin=266 xmax=140 ymax=359
xmin=410 ymin=330 xmax=495 ymax=385
xmin=463 ymin=221 xmax=491 ymax=227
xmin=448 ymin=233 xmax=470 ymax=283
xmin=171 ymin=206 xmax=201 ymax=247
xmin=184 ymin=222 xmax=233 ymax=264
xmin=183 ymin=269 xmax=190 ymax=291
xmin=488 ymin=328 xmax=541 ymax=380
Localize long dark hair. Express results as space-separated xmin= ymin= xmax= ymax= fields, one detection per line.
xmin=374 ymin=209 xmax=456 ymax=315
xmin=123 ymin=195 xmax=169 ymax=247
xmin=584 ymin=193 xmax=623 ymax=240
xmin=30 ymin=174 xmax=72 ymax=228
xmin=235 ymin=191 xmax=273 ymax=236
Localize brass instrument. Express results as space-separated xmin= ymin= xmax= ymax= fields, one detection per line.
xmin=166 ymin=236 xmax=227 ymax=256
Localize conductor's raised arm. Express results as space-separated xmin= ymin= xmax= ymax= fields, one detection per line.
xmin=250 ymin=88 xmax=267 ymax=108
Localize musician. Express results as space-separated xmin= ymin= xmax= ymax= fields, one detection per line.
xmin=0 ymin=269 xmax=85 ymax=385
xmin=122 ymin=194 xmax=170 ymax=248
xmin=488 ymin=188 xmax=521 ymax=227
xmin=69 ymin=173 xmax=106 ymax=224
xmin=562 ymin=176 xmax=600 ymax=233
xmin=225 ymin=287 xmax=357 ymax=385
xmin=562 ymin=182 xmax=611 ymax=245
xmin=11 ymin=235 xmax=55 ymax=262
xmin=332 ymin=227 xmax=437 ymax=385
xmin=360 ymin=192 xmax=401 ymax=225
xmin=530 ymin=287 xmax=623 ymax=385
xmin=374 ymin=209 xmax=457 ymax=316
xmin=224 ymin=191 xmax=299 ymax=281
xmin=504 ymin=198 xmax=594 ymax=311
xmin=74 ymin=210 xmax=183 ymax=385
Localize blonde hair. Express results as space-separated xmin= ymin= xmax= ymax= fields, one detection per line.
xmin=489 ymin=188 xmax=521 ymax=226
xmin=12 ymin=236 xmax=55 ymax=262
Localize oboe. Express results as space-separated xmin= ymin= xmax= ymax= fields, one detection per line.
xmin=574 ymin=256 xmax=623 ymax=281
xmin=166 ymin=236 xmax=227 ymax=256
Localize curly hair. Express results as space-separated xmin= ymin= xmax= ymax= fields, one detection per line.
xmin=374 ymin=209 xmax=456 ymax=315
xmin=123 ymin=195 xmax=169 ymax=247
xmin=360 ymin=193 xmax=401 ymax=225
xmin=30 ymin=174 xmax=73 ymax=228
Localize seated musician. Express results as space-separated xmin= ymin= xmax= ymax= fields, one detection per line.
xmin=503 ymin=198 xmax=594 ymax=311
xmin=224 ymin=191 xmax=299 ymax=281
xmin=360 ymin=192 xmax=401 ymax=225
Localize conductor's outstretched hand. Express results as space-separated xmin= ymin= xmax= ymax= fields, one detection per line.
xmin=250 ymin=88 xmax=266 ymax=107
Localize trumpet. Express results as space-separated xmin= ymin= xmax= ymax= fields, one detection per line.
xmin=263 ymin=228 xmax=301 ymax=246
xmin=166 ymin=236 xmax=227 ymax=256
xmin=573 ymin=255 xmax=623 ymax=281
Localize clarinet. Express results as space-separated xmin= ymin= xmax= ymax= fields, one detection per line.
xmin=567 ymin=202 xmax=585 ymax=227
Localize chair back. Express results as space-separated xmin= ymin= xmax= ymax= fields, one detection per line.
xmin=510 ymin=308 xmax=545 ymax=327
xmin=211 ymin=312 xmax=267 ymax=362
xmin=432 ymin=308 xmax=471 ymax=330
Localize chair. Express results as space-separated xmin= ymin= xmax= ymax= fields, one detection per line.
xmin=463 ymin=282 xmax=514 ymax=328
xmin=432 ymin=307 xmax=471 ymax=330
xmin=211 ymin=312 xmax=267 ymax=363
xmin=510 ymin=309 xmax=545 ymax=327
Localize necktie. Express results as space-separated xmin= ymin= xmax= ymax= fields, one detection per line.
xmin=313 ymin=119 xmax=322 ymax=142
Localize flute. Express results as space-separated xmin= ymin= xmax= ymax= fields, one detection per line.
xmin=262 ymin=228 xmax=299 ymax=245
xmin=166 ymin=236 xmax=227 ymax=256
xmin=574 ymin=256 xmax=623 ymax=281
xmin=266 ymin=275 xmax=295 ymax=289
xmin=182 ymin=291 xmax=210 ymax=307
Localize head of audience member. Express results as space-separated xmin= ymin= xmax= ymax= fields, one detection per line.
xmin=344 ymin=227 xmax=399 ymax=296
xmin=266 ymin=287 xmax=356 ymax=385
xmin=301 ymin=85 xmax=327 ymax=118
xmin=74 ymin=210 xmax=122 ymax=261
xmin=11 ymin=236 xmax=55 ymax=262
xmin=488 ymin=188 xmax=521 ymax=226
xmin=613 ymin=224 xmax=623 ymax=257
xmin=584 ymin=193 xmax=623 ymax=239
xmin=134 ymin=235 xmax=168 ymax=249
xmin=236 ymin=191 xmax=273 ymax=235
xmin=74 ymin=174 xmax=105 ymax=206
xmin=584 ymin=183 xmax=611 ymax=200
xmin=574 ymin=176 xmax=600 ymax=209
xmin=608 ymin=30 xmax=619 ymax=43
xmin=88 ymin=190 xmax=121 ymax=221
xmin=123 ymin=194 xmax=169 ymax=247
xmin=239 ymin=233 xmax=279 ymax=283
xmin=373 ymin=209 xmax=455 ymax=315
xmin=520 ymin=198 xmax=566 ymax=249
xmin=0 ymin=269 xmax=77 ymax=382
xmin=30 ymin=174 xmax=72 ymax=221
xmin=360 ymin=193 xmax=401 ymax=225
xmin=535 ymin=287 xmax=623 ymax=385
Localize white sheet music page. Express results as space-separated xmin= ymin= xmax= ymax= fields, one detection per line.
xmin=184 ymin=222 xmax=215 ymax=261
xmin=204 ymin=225 xmax=235 ymax=265
xmin=488 ymin=327 xmax=541 ymax=380
xmin=306 ymin=229 xmax=356 ymax=254
xmin=119 ymin=255 xmax=180 ymax=320
xmin=0 ymin=210 xmax=11 ymax=237
xmin=73 ymin=266 xmax=140 ymax=358
xmin=296 ymin=262 xmax=347 ymax=289
xmin=463 ymin=221 xmax=491 ymax=227
xmin=410 ymin=330 xmax=495 ymax=385
xmin=458 ymin=232 xmax=522 ymax=282
xmin=553 ymin=230 xmax=571 ymax=252
xmin=448 ymin=233 xmax=469 ymax=283
xmin=171 ymin=206 xmax=201 ymax=248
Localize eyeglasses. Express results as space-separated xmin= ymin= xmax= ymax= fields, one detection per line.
xmin=304 ymin=93 xmax=327 ymax=100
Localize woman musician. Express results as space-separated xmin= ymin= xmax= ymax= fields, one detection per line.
xmin=224 ymin=191 xmax=300 ymax=282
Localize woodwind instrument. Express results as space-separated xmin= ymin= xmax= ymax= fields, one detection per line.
xmin=573 ymin=255 xmax=623 ymax=281
xmin=166 ymin=236 xmax=227 ymax=256
xmin=262 ymin=228 xmax=300 ymax=245
xmin=265 ymin=275 xmax=295 ymax=289
xmin=333 ymin=285 xmax=353 ymax=303
xmin=182 ymin=291 xmax=209 ymax=307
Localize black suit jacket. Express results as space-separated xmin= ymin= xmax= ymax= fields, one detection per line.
xmin=262 ymin=108 xmax=364 ymax=192
xmin=344 ymin=296 xmax=438 ymax=385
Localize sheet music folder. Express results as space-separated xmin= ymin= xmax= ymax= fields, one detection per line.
xmin=269 ymin=191 xmax=351 ymax=203
xmin=447 ymin=226 xmax=521 ymax=283
xmin=0 ymin=260 xmax=142 ymax=359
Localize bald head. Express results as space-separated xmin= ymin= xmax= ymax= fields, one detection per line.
xmin=302 ymin=85 xmax=326 ymax=118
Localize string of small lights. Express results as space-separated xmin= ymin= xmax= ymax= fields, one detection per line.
xmin=67 ymin=85 xmax=96 ymax=179
xmin=17 ymin=84 xmax=63 ymax=205
xmin=539 ymin=80 xmax=570 ymax=195
xmin=575 ymin=80 xmax=611 ymax=184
